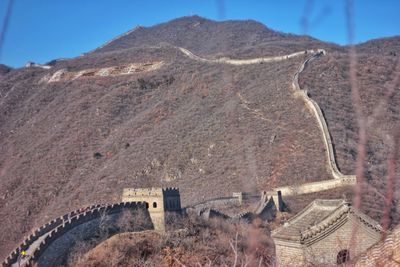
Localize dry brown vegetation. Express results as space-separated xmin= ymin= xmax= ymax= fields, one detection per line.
xmin=0 ymin=16 xmax=399 ymax=261
xmin=299 ymin=40 xmax=400 ymax=226
xmin=71 ymin=214 xmax=274 ymax=267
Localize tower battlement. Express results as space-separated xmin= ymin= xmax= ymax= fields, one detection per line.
xmin=162 ymin=187 xmax=180 ymax=196
xmin=123 ymin=187 xmax=163 ymax=197
xmin=121 ymin=187 xmax=181 ymax=231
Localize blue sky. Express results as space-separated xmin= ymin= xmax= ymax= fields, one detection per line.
xmin=0 ymin=0 xmax=399 ymax=67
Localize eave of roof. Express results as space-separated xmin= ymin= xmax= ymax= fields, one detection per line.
xmin=272 ymin=199 xmax=382 ymax=244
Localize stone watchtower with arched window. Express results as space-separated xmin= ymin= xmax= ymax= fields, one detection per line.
xmin=121 ymin=187 xmax=181 ymax=231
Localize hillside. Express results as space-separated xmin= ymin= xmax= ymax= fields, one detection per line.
xmin=299 ymin=37 xmax=400 ymax=221
xmin=0 ymin=16 xmax=399 ymax=259
xmin=0 ymin=64 xmax=12 ymax=75
xmin=92 ymin=16 xmax=339 ymax=58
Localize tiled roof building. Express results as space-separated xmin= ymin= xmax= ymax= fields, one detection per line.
xmin=272 ymin=199 xmax=382 ymax=266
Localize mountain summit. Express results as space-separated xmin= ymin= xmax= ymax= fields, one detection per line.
xmin=93 ymin=16 xmax=327 ymax=56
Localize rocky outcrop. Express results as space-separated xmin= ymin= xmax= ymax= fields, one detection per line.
xmin=24 ymin=62 xmax=51 ymax=69
xmin=39 ymin=61 xmax=164 ymax=83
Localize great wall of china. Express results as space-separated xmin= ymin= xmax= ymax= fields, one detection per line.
xmin=176 ymin=46 xmax=357 ymax=196
xmin=2 ymin=202 xmax=150 ymax=267
xmin=2 ymin=47 xmax=359 ymax=266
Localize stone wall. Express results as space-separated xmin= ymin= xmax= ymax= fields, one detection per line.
xmin=189 ymin=196 xmax=241 ymax=210
xmin=2 ymin=202 xmax=148 ymax=267
xmin=304 ymin=216 xmax=381 ymax=266
xmin=178 ymin=47 xmax=322 ymax=65
xmin=121 ymin=187 xmax=182 ymax=231
xmin=355 ymin=224 xmax=400 ymax=266
xmin=1 ymin=204 xmax=102 ymax=267
xmin=274 ymin=240 xmax=305 ymax=267
xmin=35 ymin=207 xmax=153 ymax=267
xmin=163 ymin=187 xmax=182 ymax=211
xmin=291 ymin=51 xmax=356 ymax=182
xmin=28 ymin=202 xmax=147 ymax=267
xmin=122 ymin=189 xmax=165 ymax=231
xmin=274 ymin=177 xmax=356 ymax=196
xmin=274 ymin=215 xmax=381 ymax=267
xmin=179 ymin=46 xmax=357 ymax=197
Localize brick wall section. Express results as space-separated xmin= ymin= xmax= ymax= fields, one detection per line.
xmin=274 ymin=241 xmax=305 ymax=267
xmin=1 ymin=203 xmax=102 ymax=267
xmin=2 ymin=202 xmax=146 ymax=267
xmin=178 ymin=47 xmax=321 ymax=65
xmin=355 ymin=224 xmax=400 ymax=267
xmin=179 ymin=46 xmax=352 ymax=182
xmin=27 ymin=202 xmax=146 ymax=267
xmin=274 ymin=215 xmax=381 ymax=266
xmin=179 ymin=46 xmax=357 ymax=196
xmin=122 ymin=187 xmax=182 ymax=231
xmin=291 ymin=51 xmax=356 ymax=182
xmin=3 ymin=188 xmax=182 ymax=267
xmin=304 ymin=216 xmax=380 ymax=265
xmin=274 ymin=177 xmax=356 ymax=196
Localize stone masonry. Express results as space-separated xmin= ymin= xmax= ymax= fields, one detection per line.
xmin=272 ymin=199 xmax=381 ymax=266
xmin=121 ymin=187 xmax=181 ymax=231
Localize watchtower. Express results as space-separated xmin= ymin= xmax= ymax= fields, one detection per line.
xmin=121 ymin=187 xmax=181 ymax=231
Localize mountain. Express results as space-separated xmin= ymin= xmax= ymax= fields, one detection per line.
xmin=0 ymin=64 xmax=12 ymax=75
xmin=93 ymin=15 xmax=339 ymax=57
xmin=0 ymin=16 xmax=399 ymax=259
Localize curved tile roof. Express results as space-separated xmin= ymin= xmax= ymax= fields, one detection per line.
xmin=272 ymin=199 xmax=381 ymax=243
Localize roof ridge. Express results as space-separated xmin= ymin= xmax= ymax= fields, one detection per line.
xmin=276 ymin=199 xmax=343 ymax=227
xmin=301 ymin=203 xmax=350 ymax=240
xmin=271 ymin=199 xmax=345 ymax=238
xmin=300 ymin=204 xmax=382 ymax=242
xmin=348 ymin=207 xmax=382 ymax=231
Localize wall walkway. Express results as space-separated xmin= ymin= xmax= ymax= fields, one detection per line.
xmin=177 ymin=47 xmax=357 ymax=197
xmin=2 ymin=202 xmax=148 ymax=267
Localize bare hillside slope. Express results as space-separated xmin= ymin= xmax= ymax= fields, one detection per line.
xmin=0 ymin=16 xmax=399 ymax=259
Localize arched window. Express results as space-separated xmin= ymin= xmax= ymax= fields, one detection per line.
xmin=153 ymin=202 xmax=157 ymax=208
xmin=337 ymin=249 xmax=350 ymax=264
xmin=145 ymin=202 xmax=149 ymax=209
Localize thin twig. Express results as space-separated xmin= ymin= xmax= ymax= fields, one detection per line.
xmin=380 ymin=129 xmax=400 ymax=238
xmin=0 ymin=0 xmax=13 ymax=59
xmin=346 ymin=0 xmax=367 ymax=250
xmin=367 ymin=61 xmax=400 ymax=128
xmin=174 ymin=257 xmax=187 ymax=267
xmin=229 ymin=232 xmax=239 ymax=267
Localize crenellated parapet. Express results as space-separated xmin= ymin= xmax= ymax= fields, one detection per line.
xmin=162 ymin=187 xmax=180 ymax=196
xmin=2 ymin=202 xmax=147 ymax=267
xmin=178 ymin=46 xmax=325 ymax=65
xmin=178 ymin=46 xmax=356 ymax=196
xmin=291 ymin=51 xmax=356 ymax=182
xmin=2 ymin=204 xmax=100 ymax=267
xmin=121 ymin=187 xmax=182 ymax=231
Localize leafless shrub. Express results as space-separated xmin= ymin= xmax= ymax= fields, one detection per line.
xmin=117 ymin=208 xmax=151 ymax=232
